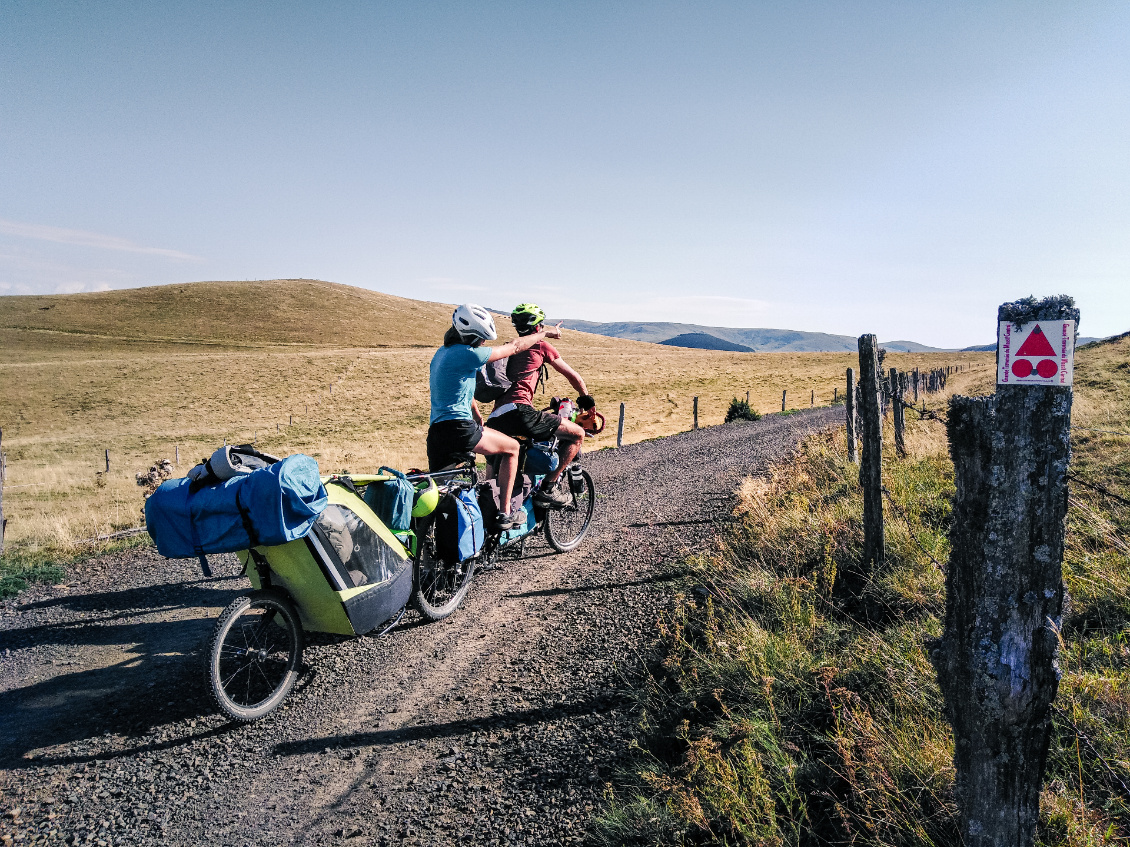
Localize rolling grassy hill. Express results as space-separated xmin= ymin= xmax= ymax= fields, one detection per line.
xmin=0 ymin=279 xmax=456 ymax=348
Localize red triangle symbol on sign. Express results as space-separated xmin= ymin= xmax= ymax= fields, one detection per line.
xmin=1015 ymin=324 xmax=1056 ymax=357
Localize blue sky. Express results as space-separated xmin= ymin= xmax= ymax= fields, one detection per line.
xmin=2 ymin=1 xmax=1127 ymax=347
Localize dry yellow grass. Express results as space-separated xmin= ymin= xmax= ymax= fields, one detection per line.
xmin=0 ymin=280 xmax=991 ymax=548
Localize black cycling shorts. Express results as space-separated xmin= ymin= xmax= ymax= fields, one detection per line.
xmin=426 ymin=419 xmax=483 ymax=471
xmin=486 ymin=405 xmax=563 ymax=442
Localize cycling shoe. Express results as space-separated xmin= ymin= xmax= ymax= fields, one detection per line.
xmin=533 ymin=483 xmax=571 ymax=508
xmin=493 ymin=511 xmax=525 ymax=531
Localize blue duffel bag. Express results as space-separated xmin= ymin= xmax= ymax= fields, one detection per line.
xmin=362 ymin=466 xmax=415 ymax=532
xmin=145 ymin=454 xmax=328 ymax=560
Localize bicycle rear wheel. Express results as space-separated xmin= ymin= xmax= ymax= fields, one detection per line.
xmin=208 ymin=589 xmax=303 ymax=722
xmin=413 ymin=516 xmax=476 ymax=621
xmin=545 ymin=468 xmax=595 ymax=552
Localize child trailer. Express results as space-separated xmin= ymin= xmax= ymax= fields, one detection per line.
xmin=146 ymin=446 xmax=473 ymax=722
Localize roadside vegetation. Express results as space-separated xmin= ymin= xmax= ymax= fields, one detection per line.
xmin=725 ymin=398 xmax=762 ymax=423
xmin=599 ymin=334 xmax=1130 ymax=847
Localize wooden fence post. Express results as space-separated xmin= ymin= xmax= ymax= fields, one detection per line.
xmin=781 ymin=390 xmax=787 ymax=412
xmin=892 ymin=367 xmax=906 ymax=457
xmin=810 ymin=389 xmax=814 ymax=406
xmin=857 ymin=335 xmax=884 ymax=570
xmin=105 ymin=449 xmax=110 ymax=474
xmin=935 ymin=296 xmax=1078 ymax=847
xmin=693 ymin=396 xmax=698 ymax=430
xmin=0 ymin=427 xmax=5 ymax=554
xmin=175 ymin=444 xmax=179 ymax=466
xmin=746 ymin=390 xmax=750 ymax=405
xmin=834 ymin=386 xmax=838 ymax=403
xmin=617 ymin=403 xmax=625 ymax=448
xmin=845 ymin=369 xmax=857 ymax=463
xmin=913 ymin=367 xmax=920 ymax=403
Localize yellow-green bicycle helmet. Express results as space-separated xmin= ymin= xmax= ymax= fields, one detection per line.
xmin=511 ymin=303 xmax=547 ymax=336
xmin=411 ymin=478 xmax=440 ymax=517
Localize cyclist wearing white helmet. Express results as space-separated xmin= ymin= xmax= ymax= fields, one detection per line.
xmin=485 ymin=303 xmax=594 ymax=507
xmin=428 ymin=303 xmax=561 ymax=531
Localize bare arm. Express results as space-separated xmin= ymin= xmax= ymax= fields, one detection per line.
xmin=549 ymin=357 xmax=587 ymax=396
xmin=486 ymin=324 xmax=562 ymax=362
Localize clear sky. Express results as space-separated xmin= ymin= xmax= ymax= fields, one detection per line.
xmin=2 ymin=2 xmax=1127 ymax=347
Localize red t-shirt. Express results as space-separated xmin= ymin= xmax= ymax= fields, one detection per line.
xmin=496 ymin=340 xmax=559 ymax=408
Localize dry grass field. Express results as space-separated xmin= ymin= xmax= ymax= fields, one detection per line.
xmin=0 ymin=279 xmax=991 ymax=549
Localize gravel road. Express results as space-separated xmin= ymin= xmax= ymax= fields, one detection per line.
xmin=0 ymin=408 xmax=839 ymax=846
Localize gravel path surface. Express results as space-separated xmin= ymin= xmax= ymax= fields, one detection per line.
xmin=0 ymin=408 xmax=839 ymax=846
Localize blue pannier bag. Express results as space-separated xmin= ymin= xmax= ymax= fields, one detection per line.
xmin=434 ymin=489 xmax=484 ymax=563
xmin=362 ymin=466 xmax=415 ymax=532
xmin=145 ymin=454 xmax=328 ymax=559
xmin=525 ymin=441 xmax=559 ymax=476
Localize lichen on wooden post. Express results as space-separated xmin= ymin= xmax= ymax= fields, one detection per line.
xmin=857 ymin=335 xmax=884 ymax=570
xmin=934 ymin=295 xmax=1078 ymax=847
xmin=892 ymin=367 xmax=906 ymax=458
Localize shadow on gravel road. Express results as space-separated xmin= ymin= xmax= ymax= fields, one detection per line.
xmin=271 ymin=692 xmax=628 ymax=758
xmin=14 ymin=577 xmax=232 ymax=614
xmin=506 ymin=571 xmax=681 ymax=600
xmin=0 ymin=579 xmax=248 ymax=768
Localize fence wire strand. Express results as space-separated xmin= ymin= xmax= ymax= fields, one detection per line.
xmin=880 ymin=486 xmax=946 ymax=572
xmin=1067 ymin=472 xmax=1130 ymax=510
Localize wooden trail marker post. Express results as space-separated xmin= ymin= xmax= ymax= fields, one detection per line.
xmin=693 ymin=396 xmax=698 ymax=430
xmin=935 ymin=296 xmax=1078 ymax=847
xmin=616 ymin=403 xmax=625 ymax=448
xmin=810 ymin=389 xmax=814 ymax=406
xmin=845 ymin=369 xmax=857 ymax=463
xmin=781 ymin=390 xmax=787 ymax=412
xmin=745 ymin=390 xmax=750 ymax=405
xmin=105 ymin=450 xmax=110 ymax=474
xmin=857 ymin=335 xmax=884 ymax=570
xmin=892 ymin=367 xmax=906 ymax=457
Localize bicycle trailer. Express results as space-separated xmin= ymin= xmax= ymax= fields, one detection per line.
xmin=146 ymin=448 xmax=421 ymax=721
xmin=239 ymin=476 xmax=413 ymax=637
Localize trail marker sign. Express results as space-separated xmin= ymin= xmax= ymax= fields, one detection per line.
xmin=997 ymin=320 xmax=1075 ymax=385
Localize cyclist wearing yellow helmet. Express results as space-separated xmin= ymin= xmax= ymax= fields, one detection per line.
xmin=485 ymin=303 xmax=594 ymax=507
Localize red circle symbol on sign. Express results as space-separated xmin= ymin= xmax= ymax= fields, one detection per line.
xmin=1012 ymin=359 xmax=1033 ymax=378
xmin=1036 ymin=358 xmax=1058 ymax=378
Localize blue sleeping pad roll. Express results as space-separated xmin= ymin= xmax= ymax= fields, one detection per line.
xmin=145 ymin=454 xmax=328 ymax=558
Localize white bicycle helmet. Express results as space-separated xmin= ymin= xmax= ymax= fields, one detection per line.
xmin=452 ymin=303 xmax=497 ymax=341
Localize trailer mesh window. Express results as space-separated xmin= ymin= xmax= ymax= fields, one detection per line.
xmin=313 ymin=504 xmax=403 ymax=588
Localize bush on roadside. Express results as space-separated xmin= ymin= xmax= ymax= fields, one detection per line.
xmin=724 ymin=398 xmax=762 ymax=424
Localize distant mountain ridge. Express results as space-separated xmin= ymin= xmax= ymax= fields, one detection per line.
xmin=557 ymin=319 xmax=948 ymax=353
xmin=659 ymin=332 xmax=754 ymax=352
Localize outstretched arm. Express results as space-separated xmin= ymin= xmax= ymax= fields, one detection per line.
xmin=486 ymin=324 xmax=562 ymax=363
xmin=549 ymin=357 xmax=587 ymax=396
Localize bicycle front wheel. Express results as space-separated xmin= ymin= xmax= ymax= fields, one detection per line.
xmin=413 ymin=517 xmax=476 ymax=621
xmin=545 ymin=469 xmax=595 ymax=552
xmin=208 ymin=589 xmax=303 ymax=722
